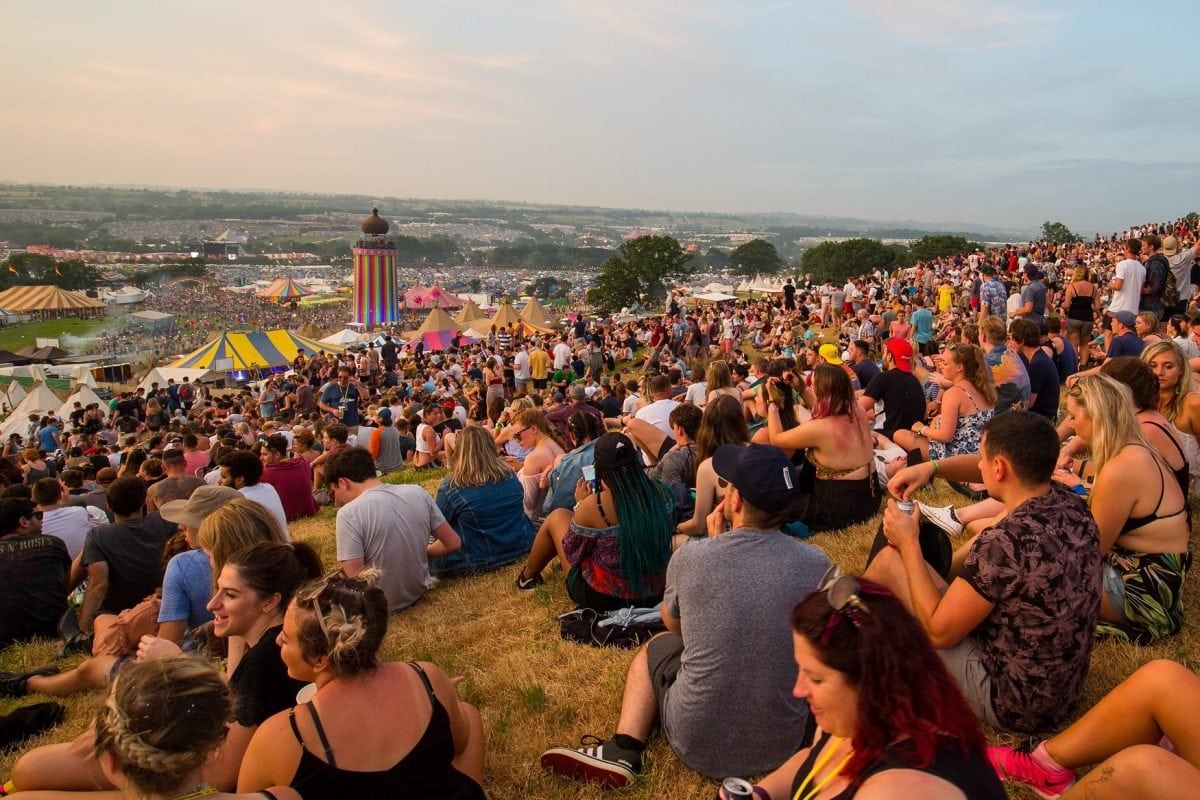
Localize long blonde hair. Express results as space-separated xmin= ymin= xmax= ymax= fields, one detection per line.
xmin=705 ymin=360 xmax=733 ymax=391
xmin=448 ymin=425 xmax=513 ymax=488
xmin=946 ymin=343 xmax=997 ymax=407
xmin=1141 ymin=340 xmax=1193 ymax=422
xmin=197 ymin=498 xmax=289 ymax=577
xmin=1066 ymin=374 xmax=1150 ymax=476
xmin=513 ymin=408 xmax=566 ymax=450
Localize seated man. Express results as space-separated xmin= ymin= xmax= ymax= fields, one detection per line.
xmin=541 ymin=444 xmax=830 ymax=786
xmin=145 ymin=448 xmax=205 ymax=515
xmin=869 ymin=410 xmax=1101 ymax=733
xmin=324 ymin=447 xmax=462 ymax=612
xmin=0 ymin=497 xmax=70 ymax=649
xmin=218 ymin=449 xmax=289 ymax=538
xmin=260 ymin=434 xmax=317 ymax=521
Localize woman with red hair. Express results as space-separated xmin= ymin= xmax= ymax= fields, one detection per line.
xmin=765 ymin=365 xmax=880 ymax=531
xmin=729 ymin=576 xmax=1005 ymax=799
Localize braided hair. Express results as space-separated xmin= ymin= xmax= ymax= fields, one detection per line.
xmin=93 ymin=657 xmax=231 ymax=797
xmin=293 ymin=568 xmax=389 ymax=679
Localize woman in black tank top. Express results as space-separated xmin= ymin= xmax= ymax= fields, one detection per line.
xmin=726 ymin=579 xmax=1004 ymax=800
xmin=237 ymin=572 xmax=486 ymax=800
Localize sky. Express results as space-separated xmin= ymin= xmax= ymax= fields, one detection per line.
xmin=2 ymin=0 xmax=1198 ymax=232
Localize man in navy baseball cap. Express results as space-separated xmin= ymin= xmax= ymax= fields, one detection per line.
xmin=711 ymin=443 xmax=798 ymax=526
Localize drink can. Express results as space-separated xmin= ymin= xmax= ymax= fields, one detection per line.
xmin=721 ymin=777 xmax=754 ymax=799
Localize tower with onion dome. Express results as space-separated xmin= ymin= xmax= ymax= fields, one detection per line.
xmin=352 ymin=208 xmax=398 ymax=326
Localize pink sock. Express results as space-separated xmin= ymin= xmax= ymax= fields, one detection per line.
xmin=1032 ymin=742 xmax=1068 ymax=773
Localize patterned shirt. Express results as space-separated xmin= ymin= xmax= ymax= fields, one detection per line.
xmin=960 ymin=484 xmax=1101 ymax=732
xmin=980 ymin=278 xmax=1008 ymax=321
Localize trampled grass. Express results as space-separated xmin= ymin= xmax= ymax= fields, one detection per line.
xmin=1 ymin=475 xmax=1197 ymax=799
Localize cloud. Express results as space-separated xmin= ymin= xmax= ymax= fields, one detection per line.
xmin=844 ymin=0 xmax=1065 ymax=49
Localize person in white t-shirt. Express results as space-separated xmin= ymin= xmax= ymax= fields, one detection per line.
xmin=627 ymin=374 xmax=681 ymax=436
xmin=513 ymin=345 xmax=531 ymax=393
xmin=325 ymin=447 xmax=461 ymax=611
xmin=32 ymin=477 xmax=98 ymax=559
xmin=1107 ymin=238 xmax=1146 ymax=316
xmin=553 ymin=338 xmax=573 ymax=371
xmin=217 ymin=450 xmax=290 ymax=540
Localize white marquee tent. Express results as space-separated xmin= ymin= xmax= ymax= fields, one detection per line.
xmin=0 ymin=383 xmax=64 ymax=440
xmin=57 ymin=385 xmax=107 ymax=419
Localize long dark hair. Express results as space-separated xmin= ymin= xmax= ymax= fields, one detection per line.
xmin=594 ymin=434 xmax=671 ymax=596
xmin=696 ymin=394 xmax=749 ymax=464
xmin=791 ymin=583 xmax=986 ymax=785
xmin=225 ymin=541 xmax=322 ymax=608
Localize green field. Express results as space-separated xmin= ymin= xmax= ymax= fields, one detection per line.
xmin=0 ymin=316 xmax=111 ymax=353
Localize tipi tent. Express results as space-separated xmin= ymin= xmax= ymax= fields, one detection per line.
xmin=455 ymin=299 xmax=490 ymax=327
xmin=5 ymin=381 xmax=27 ymax=410
xmin=489 ymin=300 xmax=522 ymax=330
xmin=519 ymin=297 xmax=556 ymax=330
xmin=0 ymin=383 xmax=64 ymax=440
xmin=413 ymin=307 xmax=461 ymax=337
xmin=57 ymin=385 xmax=106 ymax=419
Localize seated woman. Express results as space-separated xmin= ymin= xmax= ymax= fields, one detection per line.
xmin=430 ymin=425 xmax=534 ymax=578
xmin=9 ymin=541 xmax=322 ymax=794
xmin=1143 ymin=341 xmax=1200 ymax=496
xmin=1062 ymin=375 xmax=1190 ymax=644
xmin=766 ymin=365 xmax=880 ymax=532
xmin=740 ymin=577 xmax=1004 ymax=800
xmin=515 ymin=433 xmax=673 ymax=611
xmin=238 ymin=571 xmax=486 ymax=799
xmin=672 ymin=395 xmax=749 ymax=544
xmin=541 ymin=411 xmax=603 ymax=516
xmin=704 ymin=359 xmax=742 ymax=407
xmin=989 ymin=659 xmax=1200 ymax=799
xmin=72 ymin=656 xmax=297 ymax=800
xmin=893 ymin=343 xmax=995 ymax=463
xmin=510 ymin=408 xmax=566 ymax=518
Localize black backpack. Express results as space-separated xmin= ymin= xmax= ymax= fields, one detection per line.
xmin=558 ymin=607 xmax=665 ymax=649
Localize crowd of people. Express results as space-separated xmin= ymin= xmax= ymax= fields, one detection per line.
xmin=0 ymin=214 xmax=1198 ymax=799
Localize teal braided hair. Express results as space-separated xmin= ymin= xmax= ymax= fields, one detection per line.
xmin=599 ymin=460 xmax=673 ymax=596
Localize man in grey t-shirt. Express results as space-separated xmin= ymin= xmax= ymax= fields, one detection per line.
xmin=325 ymin=447 xmax=462 ymax=611
xmin=541 ymin=444 xmax=830 ymax=786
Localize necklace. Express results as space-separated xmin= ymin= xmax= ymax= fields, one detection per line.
xmin=168 ymin=786 xmax=217 ymax=800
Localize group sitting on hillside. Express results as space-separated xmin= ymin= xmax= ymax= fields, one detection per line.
xmin=0 ymin=215 xmax=1198 ymax=799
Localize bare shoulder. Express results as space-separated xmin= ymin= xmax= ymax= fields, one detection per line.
xmin=856 ymin=768 xmax=967 ymax=799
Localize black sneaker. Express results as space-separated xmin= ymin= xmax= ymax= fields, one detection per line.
xmin=0 ymin=667 xmax=60 ymax=698
xmin=515 ymin=569 xmax=544 ymax=591
xmin=541 ymin=734 xmax=642 ymax=789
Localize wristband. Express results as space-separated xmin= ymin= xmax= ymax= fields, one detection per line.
xmin=930 ymin=459 xmax=939 ymax=476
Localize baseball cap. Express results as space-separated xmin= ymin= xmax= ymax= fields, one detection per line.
xmin=593 ymin=433 xmax=640 ymax=473
xmin=818 ymin=343 xmax=843 ymax=366
xmin=884 ymin=338 xmax=914 ymax=372
xmin=377 ymin=408 xmax=392 ymax=423
xmin=711 ymin=444 xmax=797 ymax=515
xmin=1161 ymin=235 xmax=1179 ymax=256
xmin=1113 ymin=310 xmax=1137 ymax=328
xmin=159 ymin=485 xmax=241 ymax=530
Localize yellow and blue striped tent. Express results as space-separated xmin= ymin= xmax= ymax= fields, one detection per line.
xmin=170 ymin=330 xmax=341 ymax=371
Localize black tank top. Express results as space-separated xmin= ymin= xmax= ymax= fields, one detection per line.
xmin=790 ymin=732 xmax=1006 ymax=800
xmin=286 ymin=663 xmax=485 ymax=800
xmin=1066 ymin=285 xmax=1095 ymax=321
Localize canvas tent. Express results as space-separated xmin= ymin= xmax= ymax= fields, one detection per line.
xmin=257 ymin=277 xmax=312 ymax=301
xmin=412 ymin=307 xmax=461 ymax=337
xmin=171 ymin=330 xmax=340 ymax=371
xmin=138 ymin=367 xmax=220 ymax=393
xmin=128 ymin=310 xmax=177 ymax=333
xmin=519 ymin=297 xmax=556 ymax=330
xmin=0 ymin=285 xmax=105 ymax=317
xmin=455 ymin=299 xmax=490 ymax=327
xmin=57 ymin=385 xmax=106 ymax=420
xmin=17 ymin=345 xmax=72 ymax=363
xmin=320 ymin=328 xmax=365 ymax=346
xmin=0 ymin=383 xmax=64 ymax=441
xmin=0 ymin=350 xmax=31 ymax=366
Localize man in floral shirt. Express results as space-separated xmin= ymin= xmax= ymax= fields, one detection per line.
xmin=979 ymin=264 xmax=1009 ymax=323
xmin=871 ymin=411 xmax=1101 ymax=732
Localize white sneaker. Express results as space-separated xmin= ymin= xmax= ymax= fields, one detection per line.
xmin=920 ymin=504 xmax=963 ymax=536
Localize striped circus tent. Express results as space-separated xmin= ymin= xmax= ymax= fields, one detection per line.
xmin=0 ymin=285 xmax=105 ymax=316
xmin=257 ymin=277 xmax=312 ymax=301
xmin=405 ymin=282 xmax=462 ymax=310
xmin=170 ymin=329 xmax=342 ymax=371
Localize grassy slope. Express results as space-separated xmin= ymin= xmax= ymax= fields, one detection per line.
xmin=0 ymin=316 xmax=111 ymax=353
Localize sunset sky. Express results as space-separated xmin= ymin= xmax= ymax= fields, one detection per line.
xmin=3 ymin=0 xmax=1197 ymax=231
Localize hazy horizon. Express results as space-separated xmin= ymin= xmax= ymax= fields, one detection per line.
xmin=4 ymin=1 xmax=1198 ymax=233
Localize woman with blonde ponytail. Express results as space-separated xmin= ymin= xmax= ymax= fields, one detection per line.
xmin=238 ymin=570 xmax=486 ymax=799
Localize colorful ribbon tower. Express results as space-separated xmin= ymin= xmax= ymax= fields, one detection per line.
xmin=352 ymin=208 xmax=398 ymax=326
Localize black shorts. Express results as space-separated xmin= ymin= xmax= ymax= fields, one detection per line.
xmin=533 ymin=378 xmax=547 ymax=390
xmin=646 ymin=633 xmax=684 ymax=720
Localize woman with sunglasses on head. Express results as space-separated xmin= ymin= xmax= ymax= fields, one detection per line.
xmin=9 ymin=541 xmax=321 ymax=795
xmin=892 ymin=343 xmax=995 ymax=465
xmin=515 ymin=433 xmax=672 ymax=611
xmin=733 ymin=577 xmax=1005 ymax=800
xmin=1142 ymin=340 xmax=1200 ymax=496
xmin=238 ymin=571 xmax=486 ymax=799
xmin=765 ymin=365 xmax=879 ymax=532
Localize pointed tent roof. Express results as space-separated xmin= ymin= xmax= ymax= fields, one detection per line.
xmin=490 ymin=300 xmax=522 ymax=329
xmin=455 ymin=298 xmax=490 ymax=327
xmin=320 ymin=328 xmax=364 ymax=346
xmin=403 ymin=283 xmax=433 ymax=308
xmin=6 ymin=381 xmax=26 ymax=408
xmin=413 ymin=307 xmax=461 ymax=337
xmin=0 ymin=383 xmax=64 ymax=440
xmin=424 ymin=283 xmax=462 ymax=309
xmin=519 ymin=297 xmax=556 ymax=329
xmin=257 ymin=277 xmax=312 ymax=300
xmin=170 ymin=330 xmax=343 ymax=371
xmin=0 ymin=285 xmax=105 ymax=313
xmin=57 ymin=385 xmax=106 ymax=420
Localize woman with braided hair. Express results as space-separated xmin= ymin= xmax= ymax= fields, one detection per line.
xmin=238 ymin=570 xmax=486 ymax=799
xmin=79 ymin=656 xmax=296 ymax=800
xmin=8 ymin=542 xmax=322 ymax=796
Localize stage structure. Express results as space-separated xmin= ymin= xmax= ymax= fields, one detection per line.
xmin=352 ymin=209 xmax=398 ymax=327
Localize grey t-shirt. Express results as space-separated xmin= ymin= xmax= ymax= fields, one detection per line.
xmin=335 ymin=484 xmax=447 ymax=611
xmin=661 ymin=528 xmax=830 ymax=778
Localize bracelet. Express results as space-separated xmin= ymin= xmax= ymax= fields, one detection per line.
xmin=931 ymin=459 xmax=939 ymax=476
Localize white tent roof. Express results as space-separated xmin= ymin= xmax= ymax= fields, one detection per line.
xmin=693 ymin=291 xmax=737 ymax=302
xmin=0 ymin=383 xmax=64 ymax=440
xmin=320 ymin=328 xmax=364 ymax=346
xmin=57 ymin=385 xmax=106 ymax=420
xmin=0 ymin=364 xmax=48 ymax=383
xmin=5 ymin=382 xmax=26 ymax=412
xmin=138 ymin=367 xmax=220 ymax=393
xmin=702 ymin=282 xmax=735 ymax=293
xmin=461 ymin=326 xmax=489 ymax=339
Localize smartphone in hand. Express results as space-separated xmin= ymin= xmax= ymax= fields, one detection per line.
xmin=581 ymin=464 xmax=597 ymax=492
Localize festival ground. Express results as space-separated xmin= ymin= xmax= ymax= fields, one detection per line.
xmin=2 ymin=463 xmax=1195 ymax=799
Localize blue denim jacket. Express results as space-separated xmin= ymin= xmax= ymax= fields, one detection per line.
xmin=542 ymin=440 xmax=597 ymax=516
xmin=431 ymin=473 xmax=534 ymax=578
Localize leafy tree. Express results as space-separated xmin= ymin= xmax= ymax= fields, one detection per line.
xmin=586 ymin=235 xmax=695 ymax=312
xmin=1041 ymin=221 xmax=1082 ymax=245
xmin=703 ymin=247 xmax=728 ymax=269
xmin=800 ymin=238 xmax=899 ymax=283
xmin=907 ymin=235 xmax=980 ymax=263
xmin=728 ymin=238 xmax=784 ymax=276
xmin=467 ymin=277 xmax=482 ymax=292
xmin=523 ymin=276 xmax=571 ymax=299
xmin=0 ymin=253 xmax=101 ymax=291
